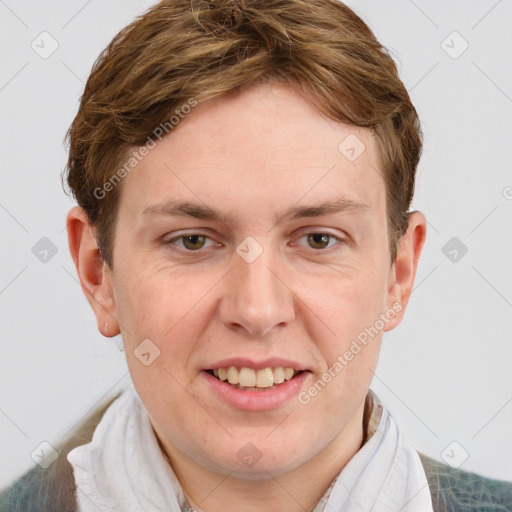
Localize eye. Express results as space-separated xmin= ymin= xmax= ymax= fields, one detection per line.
xmin=163 ymin=233 xmax=219 ymax=252
xmin=295 ymin=232 xmax=345 ymax=252
xmin=163 ymin=231 xmax=346 ymax=254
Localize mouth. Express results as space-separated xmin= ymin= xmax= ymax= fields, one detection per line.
xmin=205 ymin=366 xmax=305 ymax=391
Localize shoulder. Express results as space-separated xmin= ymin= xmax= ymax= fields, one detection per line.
xmin=418 ymin=451 xmax=512 ymax=512
xmin=2 ymin=398 xmax=510 ymax=512
xmin=0 ymin=392 xmax=121 ymax=512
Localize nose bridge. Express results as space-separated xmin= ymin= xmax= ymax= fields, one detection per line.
xmin=221 ymin=238 xmax=295 ymax=337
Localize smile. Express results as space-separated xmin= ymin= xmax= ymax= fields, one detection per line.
xmin=203 ymin=364 xmax=310 ymax=411
xmin=207 ymin=366 xmax=302 ymax=390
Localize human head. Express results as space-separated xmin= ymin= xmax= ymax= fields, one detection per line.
xmin=65 ymin=0 xmax=427 ymax=505
xmin=63 ymin=0 xmax=423 ymax=268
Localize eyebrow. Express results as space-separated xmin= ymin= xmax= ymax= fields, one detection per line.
xmin=141 ymin=198 xmax=369 ymax=225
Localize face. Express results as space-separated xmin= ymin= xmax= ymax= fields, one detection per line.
xmin=92 ymin=81 xmax=409 ymax=478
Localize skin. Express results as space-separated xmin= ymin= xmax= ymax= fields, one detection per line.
xmin=67 ymin=81 xmax=426 ymax=512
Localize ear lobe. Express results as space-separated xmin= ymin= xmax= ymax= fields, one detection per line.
xmin=384 ymin=211 xmax=427 ymax=331
xmin=66 ymin=206 xmax=120 ymax=337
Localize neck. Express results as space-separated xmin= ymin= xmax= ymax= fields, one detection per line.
xmin=160 ymin=401 xmax=367 ymax=512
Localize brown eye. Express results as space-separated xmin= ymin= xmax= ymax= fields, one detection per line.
xmin=181 ymin=234 xmax=207 ymax=251
xmin=306 ymin=233 xmax=332 ymax=250
xmin=164 ymin=233 xmax=217 ymax=252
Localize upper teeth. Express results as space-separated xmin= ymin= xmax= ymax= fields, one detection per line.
xmin=212 ymin=366 xmax=297 ymax=388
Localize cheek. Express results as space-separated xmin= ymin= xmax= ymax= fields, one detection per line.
xmin=294 ymin=260 xmax=387 ymax=403
xmin=299 ymin=261 xmax=389 ymax=344
xmin=113 ymin=265 xmax=218 ymax=408
xmin=113 ymin=260 xmax=205 ymax=341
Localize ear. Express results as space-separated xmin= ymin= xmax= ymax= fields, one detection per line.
xmin=384 ymin=211 xmax=427 ymax=331
xmin=66 ymin=206 xmax=120 ymax=338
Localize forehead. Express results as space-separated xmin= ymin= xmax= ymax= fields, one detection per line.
xmin=118 ymin=81 xmax=385 ymax=224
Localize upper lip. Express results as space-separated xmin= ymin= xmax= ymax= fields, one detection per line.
xmin=205 ymin=357 xmax=309 ymax=371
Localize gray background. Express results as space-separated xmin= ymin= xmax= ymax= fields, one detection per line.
xmin=1 ymin=0 xmax=511 ymax=489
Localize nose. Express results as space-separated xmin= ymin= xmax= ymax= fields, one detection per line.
xmin=219 ymin=243 xmax=296 ymax=337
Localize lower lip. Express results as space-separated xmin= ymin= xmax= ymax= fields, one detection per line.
xmin=201 ymin=370 xmax=311 ymax=411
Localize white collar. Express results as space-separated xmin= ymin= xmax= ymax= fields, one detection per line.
xmin=67 ymin=381 xmax=433 ymax=512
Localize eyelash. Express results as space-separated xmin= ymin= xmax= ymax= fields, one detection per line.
xmin=163 ymin=231 xmax=346 ymax=255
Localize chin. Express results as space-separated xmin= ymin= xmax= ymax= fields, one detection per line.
xmin=201 ymin=440 xmax=312 ymax=479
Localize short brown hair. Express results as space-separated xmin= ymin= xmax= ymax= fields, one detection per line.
xmin=63 ymin=0 xmax=422 ymax=268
